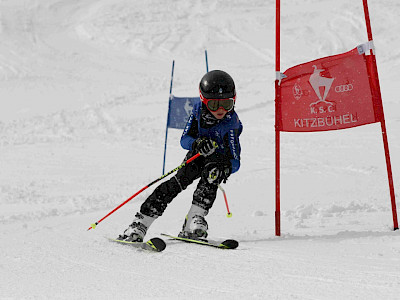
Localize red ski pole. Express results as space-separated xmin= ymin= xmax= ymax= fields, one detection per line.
xmin=87 ymin=153 xmax=201 ymax=231
xmin=218 ymin=185 xmax=232 ymax=218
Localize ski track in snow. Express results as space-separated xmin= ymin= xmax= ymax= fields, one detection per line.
xmin=1 ymin=0 xmax=400 ymax=299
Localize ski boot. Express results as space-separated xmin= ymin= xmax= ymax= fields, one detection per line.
xmin=117 ymin=212 xmax=156 ymax=242
xmin=178 ymin=204 xmax=208 ymax=239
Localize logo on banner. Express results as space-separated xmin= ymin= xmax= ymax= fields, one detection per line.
xmin=290 ymin=64 xmax=360 ymax=129
xmin=309 ymin=65 xmax=336 ymax=114
xmin=184 ymin=99 xmax=194 ymax=117
xmin=292 ymin=82 xmax=303 ymax=100
xmin=335 ymin=84 xmax=353 ymax=93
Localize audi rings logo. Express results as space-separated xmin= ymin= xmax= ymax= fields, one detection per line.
xmin=335 ymin=84 xmax=353 ymax=93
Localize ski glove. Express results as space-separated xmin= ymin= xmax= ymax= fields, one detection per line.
xmin=202 ymin=160 xmax=232 ymax=185
xmin=193 ymin=137 xmax=217 ymax=157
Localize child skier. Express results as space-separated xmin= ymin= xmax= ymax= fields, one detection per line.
xmin=118 ymin=70 xmax=243 ymax=242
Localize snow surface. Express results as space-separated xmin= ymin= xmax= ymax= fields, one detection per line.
xmin=1 ymin=0 xmax=400 ymax=299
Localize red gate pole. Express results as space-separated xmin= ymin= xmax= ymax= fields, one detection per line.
xmin=275 ymin=0 xmax=281 ymax=236
xmin=362 ymin=0 xmax=398 ymax=230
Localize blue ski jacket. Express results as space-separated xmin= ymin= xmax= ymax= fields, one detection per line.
xmin=180 ymin=101 xmax=243 ymax=173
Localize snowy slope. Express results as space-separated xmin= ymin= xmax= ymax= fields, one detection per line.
xmin=1 ymin=0 xmax=400 ymax=299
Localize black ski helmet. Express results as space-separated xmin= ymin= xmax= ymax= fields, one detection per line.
xmin=199 ymin=70 xmax=236 ymax=100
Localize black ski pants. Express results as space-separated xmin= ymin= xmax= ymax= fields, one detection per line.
xmin=140 ymin=151 xmax=219 ymax=218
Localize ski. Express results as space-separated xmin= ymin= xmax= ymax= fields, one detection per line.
xmin=109 ymin=237 xmax=166 ymax=252
xmin=161 ymin=233 xmax=238 ymax=249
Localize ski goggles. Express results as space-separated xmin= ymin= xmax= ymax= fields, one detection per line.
xmin=200 ymin=93 xmax=236 ymax=112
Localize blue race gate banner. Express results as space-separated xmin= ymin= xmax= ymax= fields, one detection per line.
xmin=167 ymin=96 xmax=199 ymax=129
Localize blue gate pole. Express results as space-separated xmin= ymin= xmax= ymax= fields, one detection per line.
xmin=205 ymin=50 xmax=209 ymax=72
xmin=163 ymin=60 xmax=175 ymax=175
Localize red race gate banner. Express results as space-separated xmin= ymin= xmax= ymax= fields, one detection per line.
xmin=274 ymin=0 xmax=398 ymax=236
xmin=277 ymin=46 xmax=383 ymax=132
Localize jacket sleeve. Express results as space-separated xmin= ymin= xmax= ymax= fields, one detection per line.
xmin=180 ymin=113 xmax=199 ymax=150
xmin=223 ymin=127 xmax=242 ymax=174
